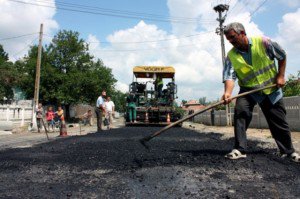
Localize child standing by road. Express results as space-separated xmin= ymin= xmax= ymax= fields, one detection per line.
xmin=46 ymin=106 xmax=55 ymax=132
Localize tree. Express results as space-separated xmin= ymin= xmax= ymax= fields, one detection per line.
xmin=0 ymin=45 xmax=18 ymax=102
xmin=199 ymin=97 xmax=207 ymax=105
xmin=16 ymin=30 xmax=117 ymax=118
xmin=110 ymin=90 xmax=127 ymax=113
xmin=283 ymin=71 xmax=300 ymax=97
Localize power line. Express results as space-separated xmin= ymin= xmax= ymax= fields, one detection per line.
xmin=11 ymin=37 xmax=39 ymax=58
xmin=228 ymin=0 xmax=250 ymax=17
xmin=227 ymin=0 xmax=268 ymax=18
xmin=226 ymin=0 xmax=239 ymax=16
xmin=42 ymin=30 xmax=215 ymax=45
xmin=88 ymin=31 xmax=215 ymax=44
xmin=42 ymin=0 xmax=206 ymax=22
xmin=90 ymin=43 xmax=202 ymax=52
xmin=8 ymin=0 xmax=216 ymax=24
xmin=0 ymin=32 xmax=38 ymax=41
xmin=249 ymin=0 xmax=268 ymax=17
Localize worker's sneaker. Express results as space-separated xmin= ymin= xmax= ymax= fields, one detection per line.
xmin=274 ymin=151 xmax=287 ymax=158
xmin=225 ymin=149 xmax=247 ymax=160
xmin=289 ymin=152 xmax=300 ymax=163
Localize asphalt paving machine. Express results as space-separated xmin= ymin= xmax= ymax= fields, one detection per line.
xmin=125 ymin=66 xmax=183 ymax=126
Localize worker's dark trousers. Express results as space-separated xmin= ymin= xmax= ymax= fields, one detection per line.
xmin=95 ymin=108 xmax=103 ymax=132
xmin=234 ymin=95 xmax=295 ymax=154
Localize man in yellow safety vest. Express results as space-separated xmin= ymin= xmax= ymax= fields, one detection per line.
xmin=222 ymin=22 xmax=299 ymax=162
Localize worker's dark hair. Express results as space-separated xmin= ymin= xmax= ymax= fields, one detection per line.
xmin=224 ymin=22 xmax=246 ymax=35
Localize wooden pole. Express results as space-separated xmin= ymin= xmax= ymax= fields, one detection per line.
xmin=30 ymin=24 xmax=43 ymax=131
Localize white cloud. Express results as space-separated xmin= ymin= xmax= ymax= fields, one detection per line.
xmin=276 ymin=8 xmax=300 ymax=76
xmin=0 ymin=0 xmax=58 ymax=61
xmin=89 ymin=18 xmax=226 ymax=102
xmin=2 ymin=0 xmax=299 ymax=103
xmin=88 ymin=0 xmax=269 ymax=102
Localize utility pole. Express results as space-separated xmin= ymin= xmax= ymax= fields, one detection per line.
xmin=30 ymin=24 xmax=43 ymax=131
xmin=214 ymin=4 xmax=232 ymax=126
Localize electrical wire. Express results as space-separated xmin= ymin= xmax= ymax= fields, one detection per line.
xmin=249 ymin=0 xmax=268 ymax=17
xmin=88 ymin=31 xmax=215 ymax=44
xmin=42 ymin=30 xmax=215 ymax=45
xmin=226 ymin=0 xmax=239 ymax=16
xmin=39 ymin=0 xmax=206 ymax=22
xmin=228 ymin=0 xmax=250 ymax=17
xmin=7 ymin=0 xmax=216 ymax=24
xmin=11 ymin=37 xmax=39 ymax=58
xmin=89 ymin=41 xmax=214 ymax=52
xmin=0 ymin=33 xmax=38 ymax=41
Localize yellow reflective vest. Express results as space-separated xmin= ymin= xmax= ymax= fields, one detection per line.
xmin=228 ymin=37 xmax=277 ymax=94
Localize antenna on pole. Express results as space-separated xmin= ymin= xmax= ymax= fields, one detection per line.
xmin=214 ymin=4 xmax=232 ymax=126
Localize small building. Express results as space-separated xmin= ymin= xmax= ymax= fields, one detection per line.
xmin=181 ymin=100 xmax=206 ymax=113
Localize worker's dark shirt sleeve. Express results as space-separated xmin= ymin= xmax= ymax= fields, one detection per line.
xmin=262 ymin=36 xmax=286 ymax=61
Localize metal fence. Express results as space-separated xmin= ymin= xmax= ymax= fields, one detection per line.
xmin=194 ymin=96 xmax=300 ymax=131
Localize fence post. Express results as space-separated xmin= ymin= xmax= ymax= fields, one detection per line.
xmin=6 ymin=107 xmax=9 ymax=121
xmin=21 ymin=108 xmax=25 ymax=127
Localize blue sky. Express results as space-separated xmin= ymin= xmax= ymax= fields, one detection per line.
xmin=1 ymin=0 xmax=300 ymax=102
xmin=54 ymin=0 xmax=171 ymax=41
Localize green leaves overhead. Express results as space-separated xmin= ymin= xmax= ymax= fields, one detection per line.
xmin=15 ymin=30 xmax=117 ymax=106
xmin=0 ymin=45 xmax=18 ymax=101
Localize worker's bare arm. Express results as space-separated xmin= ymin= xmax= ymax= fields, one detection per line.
xmin=222 ymin=80 xmax=235 ymax=104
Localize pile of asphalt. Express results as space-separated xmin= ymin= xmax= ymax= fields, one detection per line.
xmin=0 ymin=127 xmax=299 ymax=198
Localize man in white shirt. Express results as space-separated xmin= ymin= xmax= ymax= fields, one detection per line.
xmin=104 ymin=96 xmax=115 ymax=130
xmin=95 ymin=90 xmax=106 ymax=132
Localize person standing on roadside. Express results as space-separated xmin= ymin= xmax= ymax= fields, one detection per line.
xmin=222 ymin=22 xmax=299 ymax=162
xmin=35 ymin=103 xmax=44 ymax=133
xmin=104 ymin=96 xmax=115 ymax=130
xmin=126 ymin=92 xmax=137 ymax=123
xmin=95 ymin=90 xmax=106 ymax=132
xmin=46 ymin=106 xmax=55 ymax=132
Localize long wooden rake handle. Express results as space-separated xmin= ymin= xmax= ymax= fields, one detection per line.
xmin=140 ymin=84 xmax=277 ymax=146
xmin=41 ymin=118 xmax=50 ymax=140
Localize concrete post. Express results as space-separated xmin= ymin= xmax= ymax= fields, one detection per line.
xmin=21 ymin=108 xmax=25 ymax=127
xmin=6 ymin=107 xmax=9 ymax=121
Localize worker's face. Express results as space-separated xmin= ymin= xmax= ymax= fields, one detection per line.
xmin=102 ymin=91 xmax=106 ymax=96
xmin=225 ymin=29 xmax=245 ymax=49
xmin=107 ymin=97 xmax=110 ymax=101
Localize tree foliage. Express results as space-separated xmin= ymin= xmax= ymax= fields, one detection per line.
xmin=181 ymin=99 xmax=187 ymax=106
xmin=0 ymin=45 xmax=19 ymax=101
xmin=283 ymin=71 xmax=300 ymax=97
xmin=199 ymin=97 xmax=207 ymax=105
xmin=110 ymin=90 xmax=127 ymax=112
xmin=16 ymin=30 xmax=118 ymax=110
